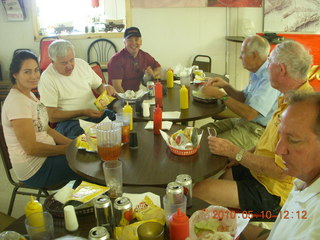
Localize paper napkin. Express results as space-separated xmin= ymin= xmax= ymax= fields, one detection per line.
xmin=144 ymin=121 xmax=173 ymax=130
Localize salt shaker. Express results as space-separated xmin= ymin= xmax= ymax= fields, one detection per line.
xmin=142 ymin=102 xmax=150 ymax=117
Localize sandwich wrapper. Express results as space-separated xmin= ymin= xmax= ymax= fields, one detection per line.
xmin=187 ymin=205 xmax=251 ymax=240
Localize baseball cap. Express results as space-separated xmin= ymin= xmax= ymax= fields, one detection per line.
xmin=124 ymin=27 xmax=141 ymax=39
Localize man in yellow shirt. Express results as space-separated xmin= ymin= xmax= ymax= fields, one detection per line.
xmin=193 ymin=41 xmax=314 ymax=214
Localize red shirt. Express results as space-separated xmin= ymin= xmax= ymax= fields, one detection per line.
xmin=108 ymin=48 xmax=160 ymax=91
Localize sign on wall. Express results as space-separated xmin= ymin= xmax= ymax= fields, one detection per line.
xmin=1 ymin=0 xmax=25 ymax=21
xmin=264 ymin=0 xmax=320 ymax=32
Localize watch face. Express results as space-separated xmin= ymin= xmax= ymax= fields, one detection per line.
xmin=236 ymin=149 xmax=244 ymax=161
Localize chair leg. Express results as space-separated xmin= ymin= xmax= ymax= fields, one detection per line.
xmin=8 ymin=186 xmax=19 ymax=216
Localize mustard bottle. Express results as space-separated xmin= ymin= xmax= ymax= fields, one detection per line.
xmin=180 ymin=85 xmax=189 ymax=109
xmin=24 ymin=195 xmax=45 ymax=228
xmin=166 ymin=68 xmax=174 ymax=88
xmin=123 ymin=101 xmax=133 ymax=130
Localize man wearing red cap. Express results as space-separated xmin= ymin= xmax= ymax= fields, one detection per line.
xmin=108 ymin=26 xmax=161 ymax=93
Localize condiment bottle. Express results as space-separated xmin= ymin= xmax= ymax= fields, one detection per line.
xmin=153 ymin=105 xmax=162 ymax=135
xmin=24 ymin=196 xmax=44 ymax=227
xmin=166 ymin=69 xmax=174 ymax=88
xmin=154 ymin=80 xmax=163 ymax=108
xmin=123 ymin=101 xmax=133 ymax=130
xmin=180 ymin=85 xmax=189 ymax=109
xmin=169 ymin=208 xmax=189 ymax=240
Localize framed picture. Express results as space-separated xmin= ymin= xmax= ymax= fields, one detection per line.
xmin=264 ymin=0 xmax=320 ymax=32
xmin=1 ymin=0 xmax=25 ymax=21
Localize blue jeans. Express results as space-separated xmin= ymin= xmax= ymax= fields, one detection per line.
xmin=22 ymin=155 xmax=85 ymax=188
xmin=55 ymin=109 xmax=116 ymax=139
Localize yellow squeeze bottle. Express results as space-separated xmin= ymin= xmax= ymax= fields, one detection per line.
xmin=123 ymin=101 xmax=133 ymax=130
xmin=166 ymin=69 xmax=174 ymax=88
xmin=180 ymin=85 xmax=189 ymax=109
xmin=24 ymin=195 xmax=44 ymax=228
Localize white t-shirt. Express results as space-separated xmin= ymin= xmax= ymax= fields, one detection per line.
xmin=1 ymin=89 xmax=55 ymax=181
xmin=268 ymin=177 xmax=320 ymax=240
xmin=38 ymin=58 xmax=102 ymax=113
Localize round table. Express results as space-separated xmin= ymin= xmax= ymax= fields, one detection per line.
xmin=66 ymin=122 xmax=227 ymax=187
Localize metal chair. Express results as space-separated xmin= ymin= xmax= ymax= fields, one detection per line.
xmin=87 ymin=38 xmax=117 ymax=72
xmin=192 ymin=55 xmax=212 ymax=73
xmin=0 ymin=123 xmax=51 ymax=216
xmin=39 ymin=36 xmax=59 ymax=72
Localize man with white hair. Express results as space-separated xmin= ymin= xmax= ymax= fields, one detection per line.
xmin=202 ymin=35 xmax=281 ymax=150
xmin=194 ymin=40 xmax=314 ymax=215
xmin=39 ymin=39 xmax=116 ymax=139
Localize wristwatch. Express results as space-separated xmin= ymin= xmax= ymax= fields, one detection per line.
xmin=235 ymin=149 xmax=245 ymax=162
xmin=220 ymin=95 xmax=229 ymax=103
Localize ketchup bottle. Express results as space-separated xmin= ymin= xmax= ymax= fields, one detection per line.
xmin=154 ymin=80 xmax=163 ymax=108
xmin=169 ymin=208 xmax=189 ymax=240
xmin=153 ymin=105 xmax=162 ymax=135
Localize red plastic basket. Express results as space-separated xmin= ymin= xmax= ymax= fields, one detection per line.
xmin=169 ymin=144 xmax=200 ymax=156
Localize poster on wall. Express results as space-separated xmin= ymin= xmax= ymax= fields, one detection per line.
xmin=132 ymin=0 xmax=262 ymax=8
xmin=1 ymin=0 xmax=25 ymax=21
xmin=264 ymin=0 xmax=320 ymax=32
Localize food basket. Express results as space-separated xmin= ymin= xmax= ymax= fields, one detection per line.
xmin=44 ymin=195 xmax=94 ymax=218
xmin=169 ymin=144 xmax=200 ymax=156
xmin=160 ymin=129 xmax=203 ymax=156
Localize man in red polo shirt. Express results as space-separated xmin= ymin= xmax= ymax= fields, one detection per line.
xmin=108 ymin=27 xmax=161 ymax=93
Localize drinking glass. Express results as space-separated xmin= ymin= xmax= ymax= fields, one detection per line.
xmin=25 ymin=211 xmax=54 ymax=240
xmin=96 ymin=122 xmax=122 ymax=161
xmin=103 ymin=160 xmax=123 ymax=198
xmin=115 ymin=113 xmax=130 ymax=144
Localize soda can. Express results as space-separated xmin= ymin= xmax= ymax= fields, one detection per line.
xmin=176 ymin=174 xmax=192 ymax=208
xmin=88 ymin=226 xmax=110 ymax=240
xmin=113 ymin=196 xmax=133 ymax=227
xmin=94 ymin=196 xmax=113 ymax=234
xmin=166 ymin=181 xmax=184 ymax=204
xmin=147 ymin=81 xmax=155 ymax=97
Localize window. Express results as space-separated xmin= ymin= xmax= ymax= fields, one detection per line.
xmin=31 ymin=0 xmax=131 ymax=40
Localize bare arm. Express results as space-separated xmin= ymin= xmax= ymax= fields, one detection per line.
xmin=46 ymin=107 xmax=104 ymax=123
xmin=202 ymin=85 xmax=259 ymax=120
xmin=11 ymin=119 xmax=69 ymax=157
xmin=240 ymin=224 xmax=270 ymax=240
xmin=146 ymin=66 xmax=162 ymax=79
xmin=208 ymin=136 xmax=287 ymax=180
xmin=112 ymin=79 xmax=125 ymax=93
xmin=94 ymin=83 xmax=117 ymax=96
xmin=47 ymin=127 xmax=72 ymax=145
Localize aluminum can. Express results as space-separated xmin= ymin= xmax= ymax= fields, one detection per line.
xmin=94 ymin=196 xmax=113 ymax=234
xmin=113 ymin=196 xmax=133 ymax=227
xmin=147 ymin=81 xmax=155 ymax=97
xmin=166 ymin=181 xmax=184 ymax=204
xmin=176 ymin=174 xmax=193 ymax=208
xmin=88 ymin=226 xmax=110 ymax=240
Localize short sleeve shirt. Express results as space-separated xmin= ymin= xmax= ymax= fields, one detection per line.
xmin=108 ymin=48 xmax=161 ymax=91
xmin=38 ymin=58 xmax=101 ymax=112
xmin=243 ymin=60 xmax=281 ymax=126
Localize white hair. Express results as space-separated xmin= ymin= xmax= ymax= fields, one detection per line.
xmin=48 ymin=39 xmax=75 ymax=61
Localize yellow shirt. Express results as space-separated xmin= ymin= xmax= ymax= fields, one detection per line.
xmin=251 ymin=81 xmax=314 ymax=206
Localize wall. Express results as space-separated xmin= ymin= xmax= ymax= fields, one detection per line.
xmin=0 ymin=0 xmax=263 ymax=90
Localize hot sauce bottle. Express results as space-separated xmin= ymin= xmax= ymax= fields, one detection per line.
xmin=154 ymin=80 xmax=163 ymax=108
xmin=153 ymin=105 xmax=162 ymax=135
xmin=169 ymin=208 xmax=189 ymax=240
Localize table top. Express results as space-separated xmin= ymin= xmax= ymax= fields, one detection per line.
xmin=4 ymin=186 xmax=210 ymax=239
xmin=66 ymin=122 xmax=227 ymax=187
xmin=132 ymin=77 xmax=226 ymax=122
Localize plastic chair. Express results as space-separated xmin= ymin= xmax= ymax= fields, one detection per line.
xmin=0 ymin=123 xmax=54 ymax=216
xmin=192 ymin=55 xmax=212 ymax=73
xmin=39 ymin=36 xmax=59 ymax=72
xmin=87 ymin=38 xmax=117 ymax=72
xmin=90 ymin=61 xmax=106 ymax=98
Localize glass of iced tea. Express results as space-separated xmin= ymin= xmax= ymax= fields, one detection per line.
xmin=115 ymin=113 xmax=130 ymax=144
xmin=96 ymin=122 xmax=122 ymax=161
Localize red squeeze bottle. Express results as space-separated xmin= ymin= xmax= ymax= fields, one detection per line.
xmin=153 ymin=105 xmax=162 ymax=135
xmin=169 ymin=208 xmax=189 ymax=240
xmin=154 ymin=80 xmax=163 ymax=108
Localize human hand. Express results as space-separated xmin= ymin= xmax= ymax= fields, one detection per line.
xmin=83 ymin=109 xmax=104 ymax=118
xmin=201 ymin=85 xmax=225 ymax=98
xmin=226 ymin=158 xmax=239 ymax=168
xmin=145 ymin=66 xmax=154 ymax=78
xmin=205 ymin=77 xmax=228 ymax=88
xmin=207 ymin=136 xmax=239 ymax=158
xmin=105 ymin=85 xmax=117 ymax=96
